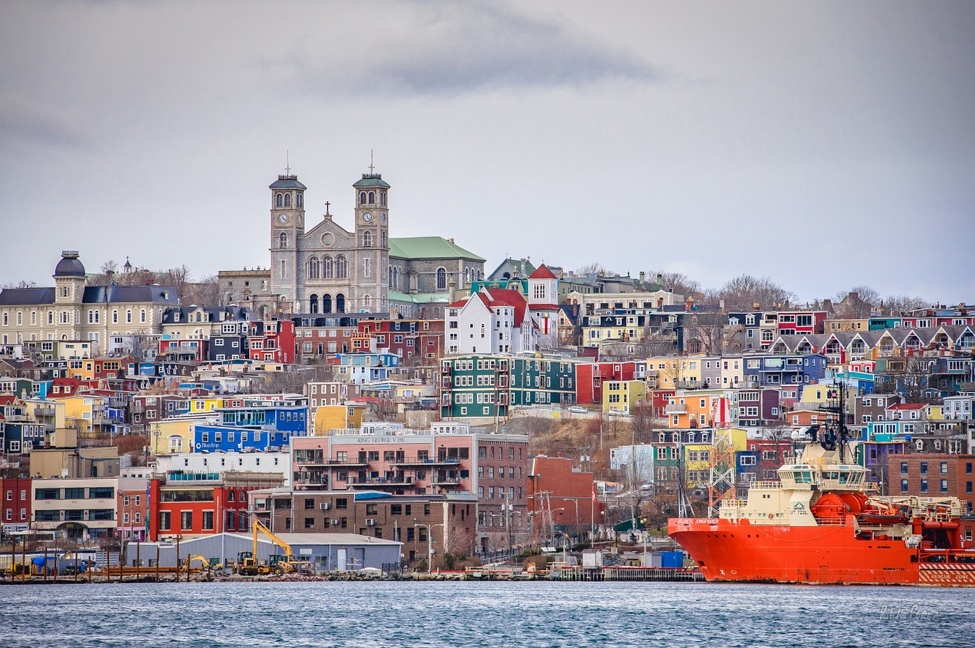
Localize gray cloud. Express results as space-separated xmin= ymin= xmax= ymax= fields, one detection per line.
xmin=271 ymin=2 xmax=661 ymax=98
xmin=0 ymin=101 xmax=91 ymax=150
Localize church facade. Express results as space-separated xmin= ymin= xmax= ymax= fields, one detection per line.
xmin=220 ymin=169 xmax=485 ymax=319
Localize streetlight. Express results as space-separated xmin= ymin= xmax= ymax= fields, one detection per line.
xmin=413 ymin=520 xmax=445 ymax=573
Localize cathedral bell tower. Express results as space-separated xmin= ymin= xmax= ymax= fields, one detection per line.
xmin=352 ymin=168 xmax=390 ymax=313
xmin=268 ymin=172 xmax=307 ymax=312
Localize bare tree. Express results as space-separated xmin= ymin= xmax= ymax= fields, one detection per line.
xmin=574 ymin=262 xmax=611 ymax=275
xmin=718 ymin=274 xmax=796 ymax=311
xmin=648 ymin=270 xmax=700 ymax=297
xmin=684 ymin=312 xmax=728 ymax=355
xmin=368 ymin=396 xmax=400 ymax=422
xmin=881 ymin=294 xmax=930 ymax=316
xmin=184 ymin=275 xmax=221 ymax=306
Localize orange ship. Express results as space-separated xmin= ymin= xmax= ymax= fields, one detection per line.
xmin=669 ymin=431 xmax=975 ymax=586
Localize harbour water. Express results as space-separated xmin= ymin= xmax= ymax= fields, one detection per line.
xmin=1 ymin=580 xmax=971 ymax=647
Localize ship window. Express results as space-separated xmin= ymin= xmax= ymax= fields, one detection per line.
xmin=838 ymin=472 xmax=849 ymax=485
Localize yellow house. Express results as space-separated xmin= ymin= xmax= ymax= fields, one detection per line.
xmin=67 ymin=358 xmax=95 ymax=381
xmin=683 ymin=443 xmax=711 ymax=487
xmin=59 ymin=395 xmax=100 ymax=437
xmin=149 ymin=418 xmax=198 ymax=455
xmin=188 ymin=396 xmax=224 ymax=414
xmin=25 ymin=399 xmax=67 ymax=431
xmin=602 ymin=380 xmax=647 ymax=414
xmin=678 ymin=355 xmax=705 ymax=389
xmin=825 ymin=319 xmax=870 ymax=333
xmin=647 ymin=357 xmax=681 ymax=390
xmin=313 ymin=403 xmax=367 ymax=435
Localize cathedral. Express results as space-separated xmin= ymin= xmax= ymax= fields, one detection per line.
xmin=219 ymin=168 xmax=485 ymax=319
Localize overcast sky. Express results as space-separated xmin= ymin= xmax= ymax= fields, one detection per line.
xmin=1 ymin=0 xmax=973 ymax=305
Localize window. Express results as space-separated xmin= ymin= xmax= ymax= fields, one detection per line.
xmin=900 ymin=462 xmax=908 ymax=474
xmin=160 ymin=511 xmax=171 ymax=530
xmin=203 ymin=511 xmax=214 ymax=530
xmin=920 ymin=462 xmax=928 ymax=474
xmin=436 ymin=267 xmax=447 ymax=290
xmin=279 ymin=232 xmax=288 ymax=249
xmin=181 ymin=511 xmax=193 ymax=529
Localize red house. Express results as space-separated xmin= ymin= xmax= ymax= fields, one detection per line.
xmin=575 ymin=361 xmax=640 ymax=405
xmin=1 ymin=476 xmax=32 ymax=532
xmin=249 ymin=320 xmax=296 ymax=364
xmin=776 ymin=310 xmax=827 ymax=336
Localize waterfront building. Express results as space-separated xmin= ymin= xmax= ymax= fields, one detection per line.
xmin=251 ymin=488 xmax=472 ymax=567
xmin=32 ymin=476 xmax=118 ymax=541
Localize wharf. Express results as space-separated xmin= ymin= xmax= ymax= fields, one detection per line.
xmin=551 ymin=566 xmax=704 ymax=582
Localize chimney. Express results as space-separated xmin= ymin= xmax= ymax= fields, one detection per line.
xmin=639 ymin=271 xmax=645 ymax=283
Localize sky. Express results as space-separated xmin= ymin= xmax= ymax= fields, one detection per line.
xmin=1 ymin=0 xmax=973 ymax=305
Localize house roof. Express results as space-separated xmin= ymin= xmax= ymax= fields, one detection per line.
xmin=389 ymin=236 xmax=485 ymax=262
xmin=528 ymin=264 xmax=558 ymax=280
xmin=0 ymin=287 xmax=55 ymax=305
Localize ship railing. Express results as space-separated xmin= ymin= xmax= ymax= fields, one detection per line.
xmin=814 ymin=516 xmax=848 ymax=527
xmin=750 ymin=481 xmax=782 ymax=490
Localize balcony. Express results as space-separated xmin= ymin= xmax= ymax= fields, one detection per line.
xmin=664 ymin=403 xmax=687 ymax=414
xmin=390 ymin=456 xmax=461 ymax=467
xmin=347 ymin=476 xmax=414 ymax=488
xmin=34 ymin=406 xmax=55 ymax=417
xmin=327 ymin=459 xmax=370 ymax=467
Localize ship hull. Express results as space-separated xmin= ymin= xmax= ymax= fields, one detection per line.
xmin=669 ymin=517 xmax=975 ymax=587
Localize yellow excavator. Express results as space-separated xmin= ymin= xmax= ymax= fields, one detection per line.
xmin=239 ymin=519 xmax=308 ymax=576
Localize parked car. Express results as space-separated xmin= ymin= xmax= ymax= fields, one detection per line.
xmin=607 ymin=409 xmax=629 ymax=417
xmin=568 ymin=406 xmax=588 ymax=414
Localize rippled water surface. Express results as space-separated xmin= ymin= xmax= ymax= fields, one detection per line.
xmin=1 ymin=580 xmax=971 ymax=647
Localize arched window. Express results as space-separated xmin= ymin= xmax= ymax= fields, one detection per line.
xmin=308 ymin=257 xmax=320 ymax=279
xmin=336 ymin=256 xmax=348 ymax=279
xmin=276 ymin=193 xmax=283 ymax=207
xmin=284 ymin=193 xmax=291 ymax=207
xmin=140 ymin=309 xmax=146 ymax=323
xmin=363 ymin=231 xmax=372 ymax=247
xmin=381 ymin=230 xmax=387 ymax=247
xmin=436 ymin=267 xmax=447 ymax=290
xmin=381 ymin=190 xmax=387 ymax=206
xmin=126 ymin=309 xmax=132 ymax=323
xmin=335 ymin=293 xmax=346 ymax=313
xmin=112 ymin=310 xmax=118 ymax=324
xmin=297 ymin=193 xmax=303 ymax=208
xmin=363 ymin=294 xmax=372 ymax=310
xmin=368 ymin=191 xmax=375 ymax=204
xmin=322 ymin=294 xmax=332 ymax=313
xmin=323 ymin=256 xmax=333 ymax=278
xmin=279 ymin=232 xmax=288 ymax=249
xmin=309 ymin=295 xmax=319 ymax=313
xmin=359 ymin=191 xmax=367 ymax=205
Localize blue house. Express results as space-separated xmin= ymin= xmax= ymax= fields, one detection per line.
xmin=193 ymin=425 xmax=295 ymax=453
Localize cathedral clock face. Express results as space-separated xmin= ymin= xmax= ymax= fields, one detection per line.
xmin=362 ymin=212 xmax=373 ymax=222
xmin=278 ymin=213 xmax=289 ymax=224
xmin=381 ymin=213 xmax=387 ymax=224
